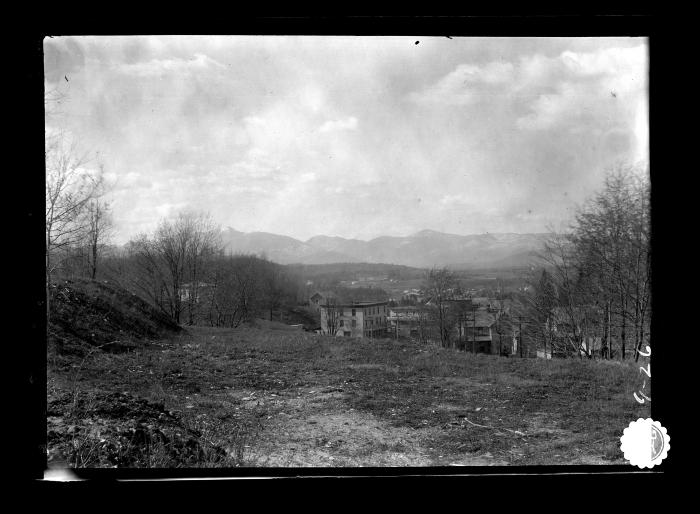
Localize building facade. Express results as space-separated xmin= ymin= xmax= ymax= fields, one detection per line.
xmin=456 ymin=310 xmax=496 ymax=354
xmin=387 ymin=306 xmax=430 ymax=339
xmin=320 ymin=301 xmax=389 ymax=338
xmin=309 ymin=291 xmax=337 ymax=313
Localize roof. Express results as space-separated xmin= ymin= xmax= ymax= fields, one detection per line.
xmin=320 ymin=301 xmax=388 ymax=309
xmin=311 ymin=291 xmax=338 ymax=299
xmin=390 ymin=306 xmax=429 ymax=312
xmin=425 ymin=296 xmax=472 ymax=306
xmin=462 ymin=310 xmax=496 ymax=327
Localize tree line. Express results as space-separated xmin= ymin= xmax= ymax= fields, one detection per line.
xmin=413 ymin=164 xmax=650 ymax=361
xmin=89 ymin=212 xmax=305 ymax=327
xmin=45 ymin=87 xmax=114 ymax=321
xmin=526 ymin=164 xmax=650 ymax=360
xmin=45 ymin=87 xmax=305 ymax=328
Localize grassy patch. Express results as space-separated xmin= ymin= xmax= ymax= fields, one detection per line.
xmin=48 ymin=324 xmax=650 ymax=467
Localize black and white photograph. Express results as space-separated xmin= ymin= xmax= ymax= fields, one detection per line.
xmin=42 ymin=32 xmax=654 ymax=473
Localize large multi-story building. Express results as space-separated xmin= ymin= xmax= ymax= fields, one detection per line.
xmin=319 ymin=301 xmax=389 ymax=338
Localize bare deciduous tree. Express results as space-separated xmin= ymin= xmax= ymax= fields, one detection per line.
xmin=321 ymin=297 xmax=341 ymax=335
xmin=84 ymin=193 xmax=114 ymax=280
xmin=128 ymin=211 xmax=221 ymax=324
xmin=527 ymin=164 xmax=650 ymax=360
xmin=423 ymin=266 xmax=458 ymax=348
xmin=45 ymin=131 xmax=104 ymax=318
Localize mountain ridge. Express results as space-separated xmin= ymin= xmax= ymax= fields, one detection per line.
xmin=219 ymin=228 xmax=550 ymax=269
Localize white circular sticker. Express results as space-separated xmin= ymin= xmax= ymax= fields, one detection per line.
xmin=620 ymin=418 xmax=670 ymax=469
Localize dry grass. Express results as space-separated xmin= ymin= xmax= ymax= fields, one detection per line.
xmin=48 ymin=325 xmax=650 ymax=467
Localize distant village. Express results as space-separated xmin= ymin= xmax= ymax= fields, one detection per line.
xmin=304 ymin=265 xmax=610 ymax=360
xmin=309 ymin=287 xmax=531 ymax=358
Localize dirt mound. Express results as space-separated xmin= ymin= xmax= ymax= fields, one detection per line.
xmin=49 ymin=278 xmax=181 ymax=356
xmin=47 ymin=389 xmax=227 ymax=468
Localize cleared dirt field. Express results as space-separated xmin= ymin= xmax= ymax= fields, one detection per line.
xmin=47 ymin=323 xmax=651 ymax=468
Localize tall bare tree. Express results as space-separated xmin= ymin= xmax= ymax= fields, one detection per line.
xmin=128 ymin=211 xmax=221 ymax=324
xmin=538 ymin=232 xmax=589 ymax=358
xmin=525 ymin=269 xmax=558 ymax=358
xmin=45 ymin=132 xmax=104 ymax=318
xmin=322 ymin=297 xmax=341 ymax=335
xmin=84 ymin=192 xmax=114 ymax=280
xmin=207 ymin=254 xmax=259 ymax=328
xmin=183 ymin=213 xmax=220 ymax=325
xmin=262 ymin=261 xmax=286 ymax=322
xmin=423 ymin=266 xmax=458 ymax=348
xmin=529 ymin=164 xmax=650 ymax=360
xmin=570 ymin=164 xmax=650 ymax=360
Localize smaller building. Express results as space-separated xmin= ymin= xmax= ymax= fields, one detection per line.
xmin=469 ymin=297 xmax=494 ymax=310
xmin=179 ymin=282 xmax=212 ymax=303
xmin=387 ymin=306 xmax=430 ymax=339
xmin=309 ymin=291 xmax=337 ymax=312
xmin=457 ymin=310 xmax=497 ymax=354
xmin=400 ymin=289 xmax=425 ymax=304
xmin=544 ymin=307 xmax=606 ymax=358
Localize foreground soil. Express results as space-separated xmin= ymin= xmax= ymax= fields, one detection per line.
xmin=47 ymin=325 xmax=651 ymax=468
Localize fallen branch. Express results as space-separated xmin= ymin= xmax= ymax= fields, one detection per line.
xmin=462 ymin=417 xmax=526 ymax=436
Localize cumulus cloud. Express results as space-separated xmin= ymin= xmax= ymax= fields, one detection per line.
xmin=44 ymin=36 xmax=648 ymax=244
xmin=409 ymin=44 xmax=646 ymax=132
xmin=113 ymin=53 xmax=225 ymax=77
xmin=318 ymin=116 xmax=358 ymax=133
xmin=110 ymin=171 xmax=153 ymax=191
xmin=440 ymin=193 xmax=473 ymax=206
xmin=408 ymin=61 xmax=514 ymax=105
xmin=516 ymin=45 xmax=647 ymax=131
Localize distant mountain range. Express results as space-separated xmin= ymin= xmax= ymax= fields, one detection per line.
xmin=219 ymin=228 xmax=550 ymax=269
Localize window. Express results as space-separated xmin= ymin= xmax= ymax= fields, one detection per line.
xmin=344 ymin=331 xmax=351 ymax=337
xmin=340 ymin=320 xmax=344 ymax=327
xmin=352 ymin=309 xmax=356 ymax=316
xmin=352 ymin=320 xmax=356 ymax=327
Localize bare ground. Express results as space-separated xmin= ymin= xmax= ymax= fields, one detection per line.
xmin=47 ymin=324 xmax=651 ymax=468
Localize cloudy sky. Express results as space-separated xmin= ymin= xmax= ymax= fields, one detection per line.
xmin=44 ymin=36 xmax=648 ymax=244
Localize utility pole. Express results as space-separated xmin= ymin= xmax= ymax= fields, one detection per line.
xmin=472 ymin=307 xmax=476 ymax=354
xmin=457 ymin=315 xmax=462 ymax=351
xmin=518 ymin=316 xmax=524 ymax=358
